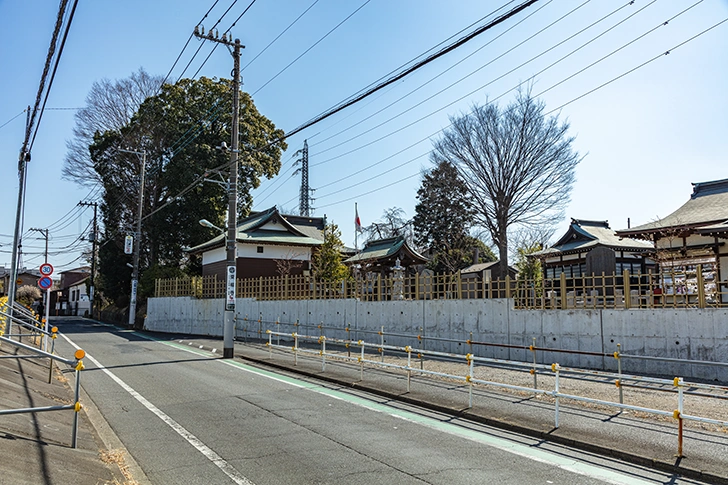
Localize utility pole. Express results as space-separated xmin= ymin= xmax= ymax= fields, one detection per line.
xmin=119 ymin=149 xmax=146 ymax=328
xmin=29 ymin=227 xmax=49 ymax=348
xmin=7 ymin=107 xmax=32 ymax=335
xmin=79 ymin=201 xmax=97 ymax=319
xmin=194 ymin=25 xmax=243 ymax=359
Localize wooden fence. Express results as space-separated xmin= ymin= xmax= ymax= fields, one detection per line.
xmin=155 ymin=266 xmax=727 ymax=309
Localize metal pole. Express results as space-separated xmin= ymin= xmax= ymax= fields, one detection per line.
xmin=71 ymin=367 xmax=81 ymax=448
xmin=128 ymin=150 xmax=146 ymax=327
xmin=79 ymin=201 xmax=98 ymax=319
xmin=8 ymin=114 xmax=31 ymax=336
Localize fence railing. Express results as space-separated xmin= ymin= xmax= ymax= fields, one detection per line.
xmin=263 ymin=328 xmax=728 ymax=458
xmin=154 ymin=266 xmax=728 ymax=309
xmin=0 ymin=315 xmax=87 ymax=448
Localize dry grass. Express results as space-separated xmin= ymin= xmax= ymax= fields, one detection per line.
xmin=99 ymin=449 xmax=139 ymax=485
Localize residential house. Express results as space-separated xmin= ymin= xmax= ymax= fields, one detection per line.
xmin=189 ymin=207 xmax=325 ymax=280
xmin=50 ymin=267 xmax=90 ymax=316
xmin=0 ymin=267 xmax=41 ymax=296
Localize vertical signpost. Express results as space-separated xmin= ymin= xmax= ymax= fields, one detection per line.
xmin=38 ymin=263 xmax=53 ymax=351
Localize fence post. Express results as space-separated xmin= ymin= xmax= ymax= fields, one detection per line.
xmin=505 ymin=275 xmax=511 ymax=300
xmin=457 ymin=271 xmax=462 ymax=300
xmin=676 ymin=377 xmax=684 ymax=457
xmin=553 ymin=363 xmax=560 ymax=428
xmin=378 ymin=273 xmax=382 ymax=302
xmin=616 ymin=343 xmax=623 ymax=405
xmin=623 ymin=270 xmax=631 ymax=309
xmin=175 ymin=278 xmax=179 ymax=297
xmin=559 ymin=273 xmax=567 ymax=310
xmin=531 ymin=337 xmax=538 ymax=391
xmin=697 ymin=264 xmax=706 ymax=308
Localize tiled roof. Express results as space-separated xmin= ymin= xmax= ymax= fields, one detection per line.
xmin=344 ymin=236 xmax=428 ymax=264
xmin=617 ymin=179 xmax=728 ymax=235
xmin=532 ymin=219 xmax=651 ymax=258
xmin=188 ymin=207 xmax=324 ymax=253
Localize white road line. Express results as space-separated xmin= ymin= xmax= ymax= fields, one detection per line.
xmin=159 ymin=339 xmax=658 ymax=485
xmin=60 ymin=333 xmax=255 ymax=485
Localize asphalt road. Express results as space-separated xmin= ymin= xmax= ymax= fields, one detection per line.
xmin=53 ymin=318 xmax=705 ymax=485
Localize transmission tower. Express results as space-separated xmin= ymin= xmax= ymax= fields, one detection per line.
xmin=294 ymin=140 xmax=314 ymax=216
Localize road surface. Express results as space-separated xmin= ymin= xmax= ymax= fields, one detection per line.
xmin=53 ymin=318 xmax=703 ymax=485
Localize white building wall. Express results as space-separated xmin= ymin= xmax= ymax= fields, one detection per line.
xmin=202 ymin=244 xmax=312 ymax=265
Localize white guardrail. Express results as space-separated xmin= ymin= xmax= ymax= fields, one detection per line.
xmin=265 ymin=330 xmax=728 ymax=458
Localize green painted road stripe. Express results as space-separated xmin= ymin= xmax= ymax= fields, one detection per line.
xmin=140 ymin=333 xmax=654 ymax=485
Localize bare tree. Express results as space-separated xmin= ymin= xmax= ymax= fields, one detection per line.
xmin=275 ymin=250 xmax=305 ymax=276
xmin=62 ymin=68 xmax=163 ymax=187
xmin=363 ymin=207 xmax=414 ymax=244
xmin=432 ymin=89 xmax=582 ymax=276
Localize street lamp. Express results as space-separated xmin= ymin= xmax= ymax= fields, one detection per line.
xmin=199 ymin=219 xmax=224 ymax=233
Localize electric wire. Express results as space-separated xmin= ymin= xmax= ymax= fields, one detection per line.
xmin=189 ymin=0 xmax=258 ymax=80
xmin=0 ymin=109 xmax=26 ymax=132
xmin=310 ymin=0 xmax=563 ymax=154
xmin=241 ymin=0 xmax=321 ymax=72
xmin=307 ymin=0 xmax=674 ymax=170
xmin=251 ymin=0 xmax=372 ymax=96
xmin=29 ymin=0 xmax=79 ymax=152
xmin=282 ymin=0 xmax=541 ymax=141
xmin=313 ymin=14 xmax=726 ymax=211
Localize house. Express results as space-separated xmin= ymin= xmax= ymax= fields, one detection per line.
xmin=50 ymin=267 xmax=91 ymax=316
xmin=531 ymin=219 xmax=654 ymax=278
xmin=0 ymin=267 xmax=41 ymax=296
xmin=188 ymin=207 xmax=325 ymax=280
xmin=616 ymin=178 xmax=728 ymax=304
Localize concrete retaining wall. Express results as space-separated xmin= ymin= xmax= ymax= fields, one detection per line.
xmin=145 ymin=297 xmax=728 ymax=382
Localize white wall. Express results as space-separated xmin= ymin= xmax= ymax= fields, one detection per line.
xmin=145 ymin=298 xmax=728 ymax=382
xmin=202 ymin=244 xmax=311 ymax=265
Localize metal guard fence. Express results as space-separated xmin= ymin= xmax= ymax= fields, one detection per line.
xmin=0 ymin=307 xmax=88 ymax=448
xmin=154 ymin=266 xmax=728 ymax=309
xmin=264 ymin=329 xmax=728 ymax=458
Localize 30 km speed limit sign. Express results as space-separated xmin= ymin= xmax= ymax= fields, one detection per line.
xmin=40 ymin=263 xmax=54 ymax=276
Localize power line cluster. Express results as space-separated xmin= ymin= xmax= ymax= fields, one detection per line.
xmin=8 ymin=0 xmax=725 ymax=270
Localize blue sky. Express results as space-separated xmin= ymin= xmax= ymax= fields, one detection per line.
xmin=1 ymin=0 xmax=727 ymax=272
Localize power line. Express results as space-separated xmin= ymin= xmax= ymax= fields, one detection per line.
xmin=307 ymin=0 xmax=670 ymax=171
xmin=312 ymin=14 xmax=727 ymax=212
xmin=0 ymin=109 xmax=27 ymax=132
xmin=282 ymin=0 xmax=542 ymax=141
xmin=242 ymin=0 xmax=321 ymax=72
xmin=189 ymin=0 xmax=257 ymax=80
xmin=29 ymin=0 xmax=79 ymax=152
xmin=251 ymin=0 xmax=373 ymax=96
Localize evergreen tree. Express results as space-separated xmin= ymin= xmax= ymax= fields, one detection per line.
xmin=413 ymin=160 xmax=487 ymax=271
xmin=311 ymin=223 xmax=350 ymax=282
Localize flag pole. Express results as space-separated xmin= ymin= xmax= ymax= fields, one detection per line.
xmin=355 ymin=202 xmax=358 ymax=251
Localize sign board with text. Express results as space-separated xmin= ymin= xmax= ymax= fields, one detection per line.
xmin=226 ymin=265 xmax=236 ymax=311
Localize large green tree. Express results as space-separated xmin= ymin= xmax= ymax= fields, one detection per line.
xmin=431 ymin=89 xmax=582 ymax=276
xmin=90 ymin=76 xmax=286 ymax=304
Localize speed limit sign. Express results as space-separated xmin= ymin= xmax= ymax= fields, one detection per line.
xmin=40 ymin=263 xmax=54 ymax=276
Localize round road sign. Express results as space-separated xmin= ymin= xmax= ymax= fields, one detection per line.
xmin=40 ymin=263 xmax=54 ymax=276
xmin=38 ymin=276 xmax=53 ymax=290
